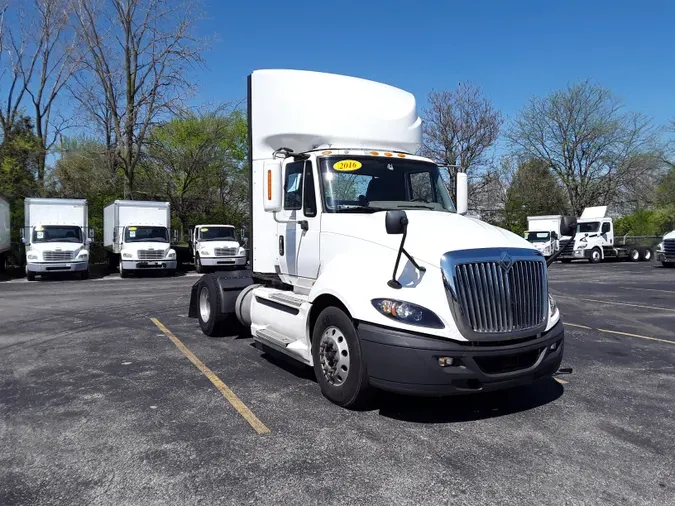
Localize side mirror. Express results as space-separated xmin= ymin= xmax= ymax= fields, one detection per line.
xmin=172 ymin=229 xmax=178 ymax=242
xmin=20 ymin=228 xmax=26 ymax=244
xmin=263 ymin=161 xmax=283 ymax=212
xmin=456 ymin=172 xmax=468 ymax=215
xmin=385 ymin=210 xmax=408 ymax=235
xmin=560 ymin=216 xmax=577 ymax=237
xmin=113 ymin=228 xmax=118 ymax=242
xmin=88 ymin=228 xmax=95 ymax=239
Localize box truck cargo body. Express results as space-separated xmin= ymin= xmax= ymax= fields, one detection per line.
xmin=22 ymin=198 xmax=92 ymax=280
xmin=103 ymin=200 xmax=176 ymax=277
xmin=186 ymin=69 xmax=577 ymax=409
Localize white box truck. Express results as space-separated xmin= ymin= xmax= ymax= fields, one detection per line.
xmin=525 ymin=215 xmax=563 ymax=258
xmin=22 ymin=198 xmax=93 ymax=281
xmin=103 ymin=200 xmax=177 ymax=277
xmin=557 ymin=206 xmax=654 ymax=263
xmin=0 ymin=195 xmax=9 ymax=273
xmin=655 ymin=230 xmax=675 ymax=267
xmin=187 ymin=69 xmax=576 ymax=408
xmin=190 ymin=224 xmax=247 ymax=273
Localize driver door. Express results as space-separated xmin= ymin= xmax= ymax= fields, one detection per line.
xmin=277 ymin=160 xmax=321 ymax=285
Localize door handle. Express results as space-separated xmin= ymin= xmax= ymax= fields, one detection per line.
xmin=279 ymin=235 xmax=284 ymax=256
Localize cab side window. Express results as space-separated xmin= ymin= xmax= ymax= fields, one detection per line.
xmin=602 ymin=222 xmax=611 ymax=234
xmin=284 ymin=162 xmax=303 ymax=211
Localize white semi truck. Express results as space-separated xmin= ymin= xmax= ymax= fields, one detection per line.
xmin=103 ymin=200 xmax=177 ymax=278
xmin=22 ymin=198 xmax=93 ymax=281
xmin=557 ymin=206 xmax=654 ymax=263
xmin=656 ymin=230 xmax=675 ymax=267
xmin=190 ymin=224 xmax=247 ymax=273
xmin=188 ymin=69 xmax=576 ymax=408
xmin=525 ymin=215 xmax=563 ymax=258
xmin=0 ymin=195 xmax=9 ymax=273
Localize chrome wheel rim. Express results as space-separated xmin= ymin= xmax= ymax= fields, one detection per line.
xmin=644 ymin=250 xmax=651 ymax=260
xmin=593 ymin=250 xmax=600 ymax=260
xmin=631 ymin=250 xmax=639 ymax=260
xmin=319 ymin=326 xmax=350 ymax=386
xmin=199 ymin=286 xmax=211 ymax=322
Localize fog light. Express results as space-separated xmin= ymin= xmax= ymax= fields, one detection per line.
xmin=438 ymin=357 xmax=454 ymax=367
xmin=550 ymin=342 xmax=558 ymax=351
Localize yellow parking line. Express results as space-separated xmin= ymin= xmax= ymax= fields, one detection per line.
xmin=563 ymin=322 xmax=592 ymax=329
xmin=151 ymin=318 xmax=270 ymax=435
xmin=597 ymin=328 xmax=675 ymax=346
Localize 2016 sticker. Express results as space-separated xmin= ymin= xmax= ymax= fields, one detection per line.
xmin=333 ymin=160 xmax=362 ymax=171
xmin=201 ymin=228 xmax=209 ymax=232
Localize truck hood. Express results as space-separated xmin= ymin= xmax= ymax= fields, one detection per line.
xmin=323 ymin=210 xmax=535 ymax=265
xmin=29 ymin=242 xmax=84 ymax=253
xmin=663 ymin=231 xmax=675 ymax=241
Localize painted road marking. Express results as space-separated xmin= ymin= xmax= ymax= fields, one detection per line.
xmin=623 ymin=287 xmax=675 ymax=295
xmin=557 ymin=295 xmax=675 ymax=313
xmin=563 ymin=322 xmax=592 ymax=329
xmin=597 ymin=328 xmax=675 ymax=346
xmin=554 ymin=377 xmax=568 ymax=385
xmin=151 ymin=318 xmax=270 ymax=435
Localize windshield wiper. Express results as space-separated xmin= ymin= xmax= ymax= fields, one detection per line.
xmin=334 ymin=205 xmax=389 ymax=213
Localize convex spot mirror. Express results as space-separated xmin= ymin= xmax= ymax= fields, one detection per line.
xmin=263 ymin=161 xmax=282 ymax=212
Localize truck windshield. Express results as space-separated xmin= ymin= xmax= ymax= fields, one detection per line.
xmin=199 ymin=227 xmax=236 ymax=241
xmin=526 ymin=231 xmax=550 ymax=242
xmin=578 ymin=222 xmax=599 ymax=233
xmin=33 ymin=225 xmax=82 ymax=243
xmin=125 ymin=226 xmax=169 ymax=242
xmin=319 ymin=156 xmax=456 ymax=213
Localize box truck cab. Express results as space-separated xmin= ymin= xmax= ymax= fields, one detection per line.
xmin=191 ymin=224 xmax=247 ymax=273
xmin=525 ymin=215 xmax=563 ymax=258
xmin=0 ymin=195 xmax=9 ymax=273
xmin=656 ymin=230 xmax=675 ymax=267
xmin=21 ymin=198 xmax=93 ymax=281
xmin=103 ymin=200 xmax=177 ymax=278
xmin=188 ymin=69 xmax=575 ymax=408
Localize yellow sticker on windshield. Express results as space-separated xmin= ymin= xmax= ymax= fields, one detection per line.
xmin=333 ymin=160 xmax=362 ymax=171
xmin=201 ymin=228 xmax=209 ymax=232
xmin=129 ymin=227 xmax=137 ymax=231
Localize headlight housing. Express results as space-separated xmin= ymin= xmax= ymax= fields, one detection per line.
xmin=371 ymin=298 xmax=444 ymax=328
xmin=167 ymin=251 xmax=176 ymax=259
xmin=549 ymin=295 xmax=558 ymax=316
xmin=199 ymin=248 xmax=210 ymax=256
xmin=122 ymin=252 xmax=133 ymax=259
xmin=27 ymin=253 xmax=39 ymax=261
xmin=657 ymin=242 xmax=664 ymax=252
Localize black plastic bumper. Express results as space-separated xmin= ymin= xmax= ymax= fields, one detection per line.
xmin=359 ymin=321 xmax=564 ymax=396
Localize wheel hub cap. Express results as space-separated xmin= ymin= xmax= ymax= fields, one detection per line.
xmin=199 ymin=286 xmax=211 ymax=322
xmin=319 ymin=326 xmax=350 ymax=386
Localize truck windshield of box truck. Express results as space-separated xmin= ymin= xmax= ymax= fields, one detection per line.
xmin=526 ymin=231 xmax=551 ymax=242
xmin=32 ymin=225 xmax=82 ymax=243
xmin=124 ymin=226 xmax=169 ymax=242
xmin=318 ymin=156 xmax=456 ymax=213
xmin=199 ymin=227 xmax=237 ymax=241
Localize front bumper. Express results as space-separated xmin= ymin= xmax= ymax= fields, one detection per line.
xmin=358 ymin=320 xmax=564 ymax=396
xmin=27 ymin=261 xmax=88 ymax=273
xmin=121 ymin=260 xmax=177 ymax=270
xmin=199 ymin=255 xmax=247 ymax=267
xmin=656 ymin=252 xmax=674 ymax=263
xmin=572 ymin=248 xmax=591 ymax=259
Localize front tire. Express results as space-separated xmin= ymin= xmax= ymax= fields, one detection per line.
xmin=663 ymin=262 xmax=675 ymax=268
xmin=79 ymin=269 xmax=89 ymax=280
xmin=120 ymin=263 xmax=129 ymax=278
xmin=589 ymin=248 xmax=602 ymax=264
xmin=26 ymin=267 xmax=36 ymax=281
xmin=311 ymin=307 xmax=372 ymax=409
xmin=195 ymin=255 xmax=205 ymax=274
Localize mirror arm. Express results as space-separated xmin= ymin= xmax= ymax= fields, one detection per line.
xmin=387 ymin=227 xmax=426 ymax=289
xmin=273 ymin=212 xmax=308 ymax=231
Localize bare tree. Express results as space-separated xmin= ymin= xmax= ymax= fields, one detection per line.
xmin=0 ymin=0 xmax=80 ymax=188
xmin=507 ymin=80 xmax=661 ymax=216
xmin=71 ymin=0 xmax=206 ymax=198
xmin=421 ymin=82 xmax=503 ymax=201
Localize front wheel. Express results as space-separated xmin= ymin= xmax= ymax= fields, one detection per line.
xmin=589 ymin=248 xmax=602 ymax=264
xmin=79 ymin=269 xmax=89 ymax=280
xmin=26 ymin=267 xmax=36 ymax=281
xmin=311 ymin=307 xmax=372 ymax=409
xmin=195 ymin=255 xmax=204 ymax=274
xmin=120 ymin=264 xmax=129 ymax=278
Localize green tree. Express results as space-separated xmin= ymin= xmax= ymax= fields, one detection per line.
xmin=504 ymin=158 xmax=568 ymax=235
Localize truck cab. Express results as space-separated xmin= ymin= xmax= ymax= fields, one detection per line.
xmin=188 ymin=69 xmax=573 ymax=408
xmin=570 ymin=207 xmax=614 ymax=263
xmin=656 ymin=230 xmax=675 ymax=267
xmin=22 ymin=198 xmax=93 ymax=281
xmin=114 ymin=224 xmax=176 ymax=277
xmin=525 ymin=230 xmax=559 ymax=258
xmin=191 ymin=225 xmax=247 ymax=273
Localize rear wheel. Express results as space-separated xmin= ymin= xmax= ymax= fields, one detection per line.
xmin=629 ymin=248 xmax=640 ymax=262
xmin=311 ymin=306 xmax=372 ymax=409
xmin=589 ymin=248 xmax=602 ymax=264
xmin=640 ymin=248 xmax=652 ymax=261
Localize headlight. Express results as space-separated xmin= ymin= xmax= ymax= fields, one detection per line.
xmin=657 ymin=242 xmax=664 ymax=252
xmin=122 ymin=253 xmax=132 ymax=259
xmin=549 ymin=295 xmax=558 ymax=315
xmin=27 ymin=253 xmax=38 ymax=260
xmin=371 ymin=298 xmax=444 ymax=328
xmin=199 ymin=248 xmax=210 ymax=255
xmin=167 ymin=251 xmax=176 ymax=259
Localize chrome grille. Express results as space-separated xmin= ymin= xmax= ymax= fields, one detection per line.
xmin=214 ymin=247 xmax=237 ymax=257
xmin=454 ymin=260 xmax=546 ymax=333
xmin=44 ymin=251 xmax=73 ymax=262
xmin=664 ymin=239 xmax=675 ymax=255
xmin=138 ymin=249 xmax=164 ymax=260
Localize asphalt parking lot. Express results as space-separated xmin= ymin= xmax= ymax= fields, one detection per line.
xmin=1 ymin=262 xmax=674 ymax=506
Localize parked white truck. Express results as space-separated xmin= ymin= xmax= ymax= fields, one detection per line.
xmin=525 ymin=215 xmax=563 ymax=258
xmin=0 ymin=195 xmax=9 ymax=273
xmin=22 ymin=198 xmax=93 ymax=281
xmin=557 ymin=206 xmax=654 ymax=263
xmin=191 ymin=224 xmax=247 ymax=273
xmin=188 ymin=69 xmax=576 ymax=408
xmin=656 ymin=230 xmax=675 ymax=268
xmin=103 ymin=200 xmax=177 ymax=278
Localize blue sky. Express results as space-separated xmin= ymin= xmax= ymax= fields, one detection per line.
xmin=195 ymin=0 xmax=674 ymax=131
